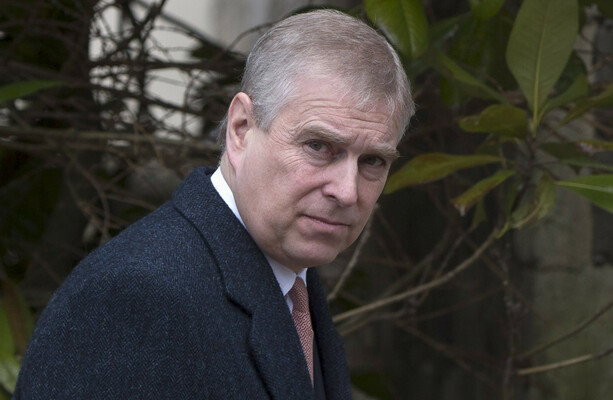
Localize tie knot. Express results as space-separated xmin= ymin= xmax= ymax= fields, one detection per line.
xmin=289 ymin=277 xmax=309 ymax=314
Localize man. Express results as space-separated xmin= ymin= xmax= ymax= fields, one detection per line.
xmin=14 ymin=9 xmax=414 ymax=400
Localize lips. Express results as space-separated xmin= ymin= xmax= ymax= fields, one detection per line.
xmin=300 ymin=214 xmax=355 ymax=238
xmin=304 ymin=214 xmax=350 ymax=226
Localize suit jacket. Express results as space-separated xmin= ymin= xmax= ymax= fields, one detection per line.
xmin=14 ymin=166 xmax=351 ymax=399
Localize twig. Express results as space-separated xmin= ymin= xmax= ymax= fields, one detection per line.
xmin=131 ymin=0 xmax=216 ymax=45
xmin=468 ymin=238 xmax=545 ymax=323
xmin=333 ymin=228 xmax=498 ymax=324
xmin=64 ymin=152 xmax=112 ymax=244
xmin=517 ymin=297 xmax=613 ymax=361
xmin=0 ymin=125 xmax=221 ymax=153
xmin=401 ymin=324 xmax=499 ymax=391
xmin=327 ymin=205 xmax=377 ymax=301
xmin=407 ymin=287 xmax=502 ymax=323
xmin=375 ymin=224 xmax=455 ymax=301
xmin=516 ymin=346 xmax=613 ymax=376
xmin=411 ymin=224 xmax=474 ymax=312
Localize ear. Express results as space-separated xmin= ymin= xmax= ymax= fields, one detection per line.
xmin=225 ymin=92 xmax=255 ymax=170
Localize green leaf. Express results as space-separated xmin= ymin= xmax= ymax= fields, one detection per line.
xmin=474 ymin=136 xmax=509 ymax=158
xmin=542 ymin=139 xmax=613 ymax=157
xmin=365 ymin=0 xmax=429 ymax=59
xmin=471 ymin=198 xmax=488 ymax=228
xmin=498 ymin=178 xmax=522 ymax=237
xmin=459 ymin=104 xmax=527 ymax=138
xmin=0 ymin=279 xmax=33 ymax=357
xmin=440 ymin=13 xmax=515 ymax=106
xmin=506 ymin=0 xmax=579 ymax=118
xmin=557 ymin=174 xmax=613 ymax=213
xmin=452 ymin=169 xmax=516 ymax=216
xmin=542 ymin=73 xmax=589 ymax=116
xmin=540 ymin=140 xmax=613 ymax=173
xmin=561 ymin=83 xmax=613 ymax=125
xmin=0 ymin=304 xmax=19 ymax=394
xmin=0 ymin=304 xmax=15 ymax=357
xmin=510 ymin=173 xmax=556 ymax=228
xmin=0 ymin=356 xmax=19 ymax=395
xmin=552 ymin=53 xmax=587 ymax=96
xmin=0 ymin=80 xmax=64 ymax=104
xmin=469 ymin=0 xmax=505 ymax=20
xmin=562 ymin=160 xmax=613 ymax=174
xmin=429 ymin=13 xmax=468 ymax=45
xmin=434 ymin=51 xmax=507 ymax=103
xmin=385 ymin=153 xmax=502 ymax=193
xmin=540 ymin=142 xmax=588 ymax=161
xmin=574 ymin=139 xmax=613 ymax=153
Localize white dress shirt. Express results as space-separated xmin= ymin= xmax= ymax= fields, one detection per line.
xmin=210 ymin=168 xmax=307 ymax=312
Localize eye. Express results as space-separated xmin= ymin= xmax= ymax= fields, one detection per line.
xmin=306 ymin=140 xmax=327 ymax=152
xmin=361 ymin=155 xmax=385 ymax=167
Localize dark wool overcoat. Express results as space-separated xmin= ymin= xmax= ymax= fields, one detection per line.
xmin=13 ymin=167 xmax=351 ymax=400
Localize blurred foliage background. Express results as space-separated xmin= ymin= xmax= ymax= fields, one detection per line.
xmin=1 ymin=0 xmax=613 ymax=399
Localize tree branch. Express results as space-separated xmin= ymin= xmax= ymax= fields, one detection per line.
xmin=327 ymin=205 xmax=377 ymax=301
xmin=0 ymin=125 xmax=220 ymax=153
xmin=333 ymin=228 xmax=499 ymax=324
xmin=401 ymin=324 xmax=499 ymax=391
xmin=517 ymin=297 xmax=613 ymax=361
xmin=516 ymin=346 xmax=613 ymax=376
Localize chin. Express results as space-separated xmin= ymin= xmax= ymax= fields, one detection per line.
xmin=290 ymin=246 xmax=343 ymax=268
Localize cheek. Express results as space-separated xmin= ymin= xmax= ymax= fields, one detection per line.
xmin=359 ymin=179 xmax=386 ymax=205
xmin=277 ymin=152 xmax=323 ymax=188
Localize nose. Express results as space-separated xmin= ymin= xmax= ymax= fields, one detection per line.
xmin=322 ymin=160 xmax=359 ymax=207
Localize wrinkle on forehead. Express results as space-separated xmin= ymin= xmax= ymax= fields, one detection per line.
xmin=294 ymin=67 xmax=391 ymax=110
xmin=284 ymin=74 xmax=399 ymax=132
xmin=289 ymin=88 xmax=394 ymax=130
xmin=296 ymin=110 xmax=392 ymax=136
xmin=291 ymin=101 xmax=397 ymax=145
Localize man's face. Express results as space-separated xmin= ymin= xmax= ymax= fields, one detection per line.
xmin=230 ymin=77 xmax=399 ymax=270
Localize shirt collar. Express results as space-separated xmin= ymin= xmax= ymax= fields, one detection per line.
xmin=211 ymin=167 xmax=245 ymax=229
xmin=210 ymin=167 xmax=307 ymax=295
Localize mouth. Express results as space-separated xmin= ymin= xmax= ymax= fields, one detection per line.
xmin=305 ymin=214 xmax=349 ymax=227
xmin=302 ymin=214 xmax=353 ymax=236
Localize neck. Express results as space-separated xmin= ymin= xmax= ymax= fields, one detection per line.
xmin=219 ymin=154 xmax=234 ymax=191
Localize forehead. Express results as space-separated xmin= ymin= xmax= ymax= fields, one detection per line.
xmin=276 ymin=76 xmax=398 ymax=142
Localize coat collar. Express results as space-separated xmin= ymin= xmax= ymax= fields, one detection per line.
xmin=308 ymin=271 xmax=352 ymax=400
xmin=171 ymin=167 xmax=316 ymax=399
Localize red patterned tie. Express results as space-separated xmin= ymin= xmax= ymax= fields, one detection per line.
xmin=288 ymin=277 xmax=314 ymax=384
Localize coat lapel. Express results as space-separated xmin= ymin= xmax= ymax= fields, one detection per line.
xmin=172 ymin=167 xmax=314 ymax=399
xmin=308 ymin=269 xmax=352 ymax=400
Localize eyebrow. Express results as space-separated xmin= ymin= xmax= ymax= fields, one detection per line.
xmin=302 ymin=127 xmax=400 ymax=161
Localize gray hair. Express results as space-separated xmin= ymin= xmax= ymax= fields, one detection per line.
xmin=218 ymin=9 xmax=414 ymax=147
